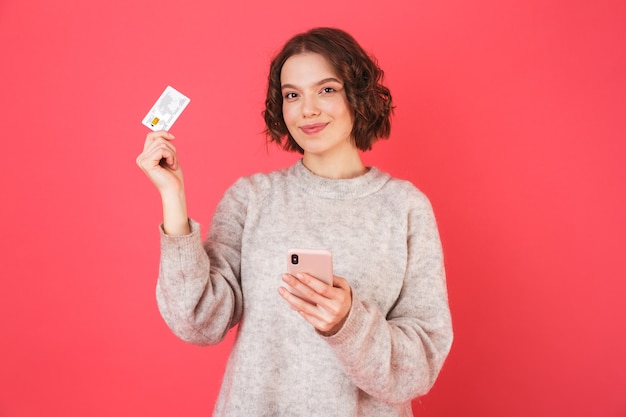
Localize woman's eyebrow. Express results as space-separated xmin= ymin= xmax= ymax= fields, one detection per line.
xmin=281 ymin=77 xmax=343 ymax=90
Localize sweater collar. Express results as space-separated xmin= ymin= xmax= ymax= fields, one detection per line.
xmin=289 ymin=159 xmax=390 ymax=200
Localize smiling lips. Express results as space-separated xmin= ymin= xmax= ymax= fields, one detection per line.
xmin=300 ymin=122 xmax=328 ymax=135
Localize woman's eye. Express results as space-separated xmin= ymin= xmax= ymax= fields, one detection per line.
xmin=321 ymin=87 xmax=336 ymax=94
xmin=284 ymin=92 xmax=298 ymax=99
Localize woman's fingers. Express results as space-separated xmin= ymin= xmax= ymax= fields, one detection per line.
xmin=279 ymin=273 xmax=352 ymax=335
xmin=139 ymin=132 xmax=176 ymax=164
xmin=142 ymin=130 xmax=175 ymax=151
xmin=136 ymin=130 xmax=184 ymax=193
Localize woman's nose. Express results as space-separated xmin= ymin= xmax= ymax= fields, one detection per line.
xmin=301 ymin=95 xmax=321 ymax=117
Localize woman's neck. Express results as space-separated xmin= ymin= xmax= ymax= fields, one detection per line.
xmin=302 ymin=151 xmax=367 ymax=179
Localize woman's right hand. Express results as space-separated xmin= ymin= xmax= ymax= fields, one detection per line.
xmin=136 ymin=130 xmax=190 ymax=235
xmin=136 ymin=130 xmax=184 ymax=195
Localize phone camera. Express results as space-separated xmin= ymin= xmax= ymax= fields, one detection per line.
xmin=291 ymin=254 xmax=299 ymax=265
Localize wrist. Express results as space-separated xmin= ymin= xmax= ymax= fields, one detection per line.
xmin=161 ymin=189 xmax=190 ymax=235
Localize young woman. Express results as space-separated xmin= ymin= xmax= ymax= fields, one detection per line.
xmin=136 ymin=27 xmax=453 ymax=417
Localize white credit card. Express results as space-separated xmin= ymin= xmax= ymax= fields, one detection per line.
xmin=141 ymin=86 xmax=191 ymax=131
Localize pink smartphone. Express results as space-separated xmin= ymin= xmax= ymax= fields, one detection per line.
xmin=286 ymin=248 xmax=333 ymax=301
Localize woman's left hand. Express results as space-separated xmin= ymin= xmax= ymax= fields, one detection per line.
xmin=279 ymin=273 xmax=352 ymax=336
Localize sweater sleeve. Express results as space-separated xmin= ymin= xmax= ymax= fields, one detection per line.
xmin=323 ymin=195 xmax=453 ymax=404
xmin=155 ymin=180 xmax=248 ymax=345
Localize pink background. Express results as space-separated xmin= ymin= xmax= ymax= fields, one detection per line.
xmin=1 ymin=0 xmax=625 ymax=416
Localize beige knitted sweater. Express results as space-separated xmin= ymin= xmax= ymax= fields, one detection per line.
xmin=156 ymin=160 xmax=453 ymax=416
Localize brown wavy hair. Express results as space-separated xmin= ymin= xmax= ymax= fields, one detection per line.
xmin=263 ymin=27 xmax=393 ymax=153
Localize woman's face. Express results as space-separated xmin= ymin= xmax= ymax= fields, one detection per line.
xmin=280 ymin=53 xmax=355 ymax=158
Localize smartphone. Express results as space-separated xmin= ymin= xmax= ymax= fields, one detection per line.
xmin=286 ymin=248 xmax=333 ymax=301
